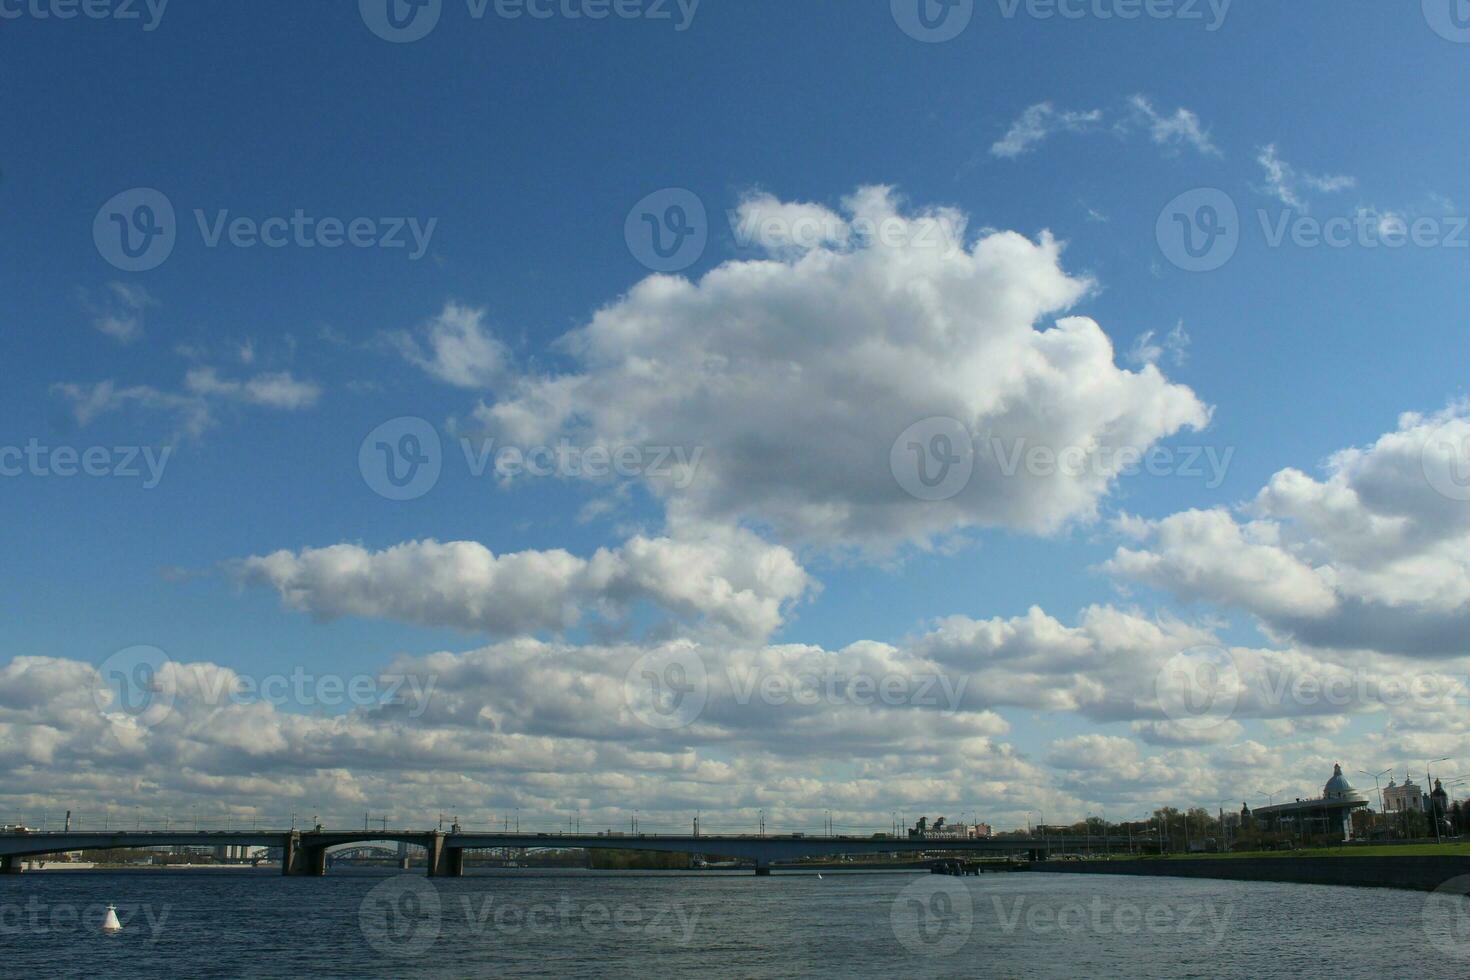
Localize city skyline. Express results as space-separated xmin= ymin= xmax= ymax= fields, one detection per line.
xmin=4 ymin=1 xmax=1470 ymax=837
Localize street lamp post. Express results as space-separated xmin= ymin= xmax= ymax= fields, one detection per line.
xmin=1258 ymin=787 xmax=1288 ymax=837
xmin=1359 ymin=769 xmax=1392 ymax=838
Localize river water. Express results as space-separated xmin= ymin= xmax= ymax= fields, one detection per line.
xmin=2 ymin=868 xmax=1464 ymax=978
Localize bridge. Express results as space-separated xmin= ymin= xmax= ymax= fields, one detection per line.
xmin=326 ymin=845 xmax=404 ymax=865
xmin=0 ymin=830 xmax=1138 ymax=876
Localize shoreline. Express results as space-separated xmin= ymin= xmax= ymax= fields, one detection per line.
xmin=1028 ymin=855 xmax=1470 ymax=894
xmin=17 ymin=863 xmax=274 ymax=872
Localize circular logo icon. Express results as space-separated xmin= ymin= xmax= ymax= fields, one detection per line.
xmin=1422 ymin=420 xmax=1470 ymax=502
xmin=1156 ymin=188 xmax=1239 ymax=273
xmin=360 ymin=0 xmax=442 ymax=42
xmin=1424 ymin=0 xmax=1470 ymax=43
xmin=625 ymin=188 xmax=708 ymax=273
xmin=624 ymin=647 xmax=709 ymax=730
xmin=892 ymin=0 xmax=974 ymax=43
xmin=91 ymin=645 xmax=176 ymax=729
xmin=94 ymin=188 xmax=176 ymax=272
xmin=1155 ymin=645 xmax=1241 ymax=736
xmin=360 ymin=876 xmax=442 ymax=959
xmin=360 ymin=417 xmax=443 ymax=501
xmin=891 ymin=876 xmax=973 ymax=957
xmin=891 ymin=417 xmax=975 ymax=502
xmin=1425 ymin=874 xmax=1470 ymax=958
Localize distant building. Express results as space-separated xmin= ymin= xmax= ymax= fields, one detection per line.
xmin=1251 ymin=764 xmax=1369 ymax=842
xmin=1432 ymin=779 xmax=1452 ymax=833
xmin=1383 ymin=777 xmax=1425 ymax=814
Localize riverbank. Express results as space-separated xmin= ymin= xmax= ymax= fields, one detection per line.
xmin=19 ymin=862 xmax=272 ymax=872
xmin=1138 ymin=842 xmax=1470 ymax=860
xmin=1030 ymin=855 xmax=1470 ymax=893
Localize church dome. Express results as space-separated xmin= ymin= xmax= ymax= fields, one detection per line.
xmin=1324 ymin=764 xmax=1362 ymax=801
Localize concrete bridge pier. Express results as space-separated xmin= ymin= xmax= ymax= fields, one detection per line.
xmin=1 ymin=855 xmax=22 ymax=874
xmin=425 ymin=833 xmax=464 ymax=877
xmin=282 ymin=832 xmax=299 ymax=875
xmin=282 ymin=833 xmax=327 ymax=876
xmin=754 ymin=860 xmax=771 ymax=877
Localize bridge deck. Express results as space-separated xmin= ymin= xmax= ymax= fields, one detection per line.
xmin=0 ymin=830 xmax=1143 ymax=876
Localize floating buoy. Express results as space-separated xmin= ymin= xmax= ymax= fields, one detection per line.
xmin=816 ymin=874 xmax=823 ymax=880
xmin=102 ymin=905 xmax=122 ymax=933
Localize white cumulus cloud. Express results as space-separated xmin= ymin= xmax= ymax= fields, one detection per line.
xmin=236 ymin=524 xmax=812 ymax=640
xmin=1105 ymin=406 xmax=1470 ymax=656
xmin=472 ymin=186 xmax=1209 ymax=553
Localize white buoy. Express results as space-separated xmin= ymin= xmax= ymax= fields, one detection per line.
xmin=102 ymin=905 xmax=123 ymax=933
xmin=816 ymin=874 xmax=823 ymax=880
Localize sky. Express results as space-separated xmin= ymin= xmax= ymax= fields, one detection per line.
xmin=2 ymin=0 xmax=1470 ymax=834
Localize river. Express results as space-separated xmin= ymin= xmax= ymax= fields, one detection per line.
xmin=2 ymin=868 xmax=1463 ymax=978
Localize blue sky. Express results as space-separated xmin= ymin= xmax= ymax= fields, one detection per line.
xmin=4 ymin=1 xmax=1470 ymax=830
